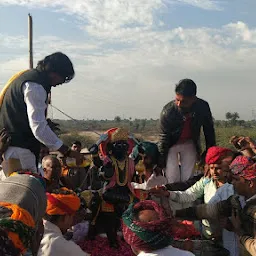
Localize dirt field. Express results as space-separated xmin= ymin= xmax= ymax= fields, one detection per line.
xmin=78 ymin=131 xmax=159 ymax=143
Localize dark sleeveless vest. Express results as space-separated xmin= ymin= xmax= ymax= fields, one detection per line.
xmin=0 ymin=69 xmax=51 ymax=158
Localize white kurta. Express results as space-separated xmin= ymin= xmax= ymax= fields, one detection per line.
xmin=208 ymin=183 xmax=243 ymax=256
xmin=131 ymin=174 xmax=171 ymax=213
xmin=2 ymin=82 xmax=63 ymax=175
xmin=38 ymin=220 xmax=89 ymax=256
xmin=138 ymin=245 xmax=195 ymax=256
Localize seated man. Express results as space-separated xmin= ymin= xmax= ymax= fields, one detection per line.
xmin=131 ymin=141 xmax=167 ymax=189
xmin=42 ymin=155 xmax=62 ymax=192
xmin=151 ymin=146 xmax=236 ymax=238
xmin=122 ymin=200 xmax=194 ymax=256
xmin=38 ymin=188 xmax=89 ymax=256
xmin=38 ymin=145 xmax=50 ymax=176
xmin=59 ymin=141 xmax=92 ymax=190
xmin=131 ymin=141 xmax=171 ymax=213
xmin=0 ymin=173 xmax=47 ymax=255
xmin=175 ymin=163 xmax=256 ymax=256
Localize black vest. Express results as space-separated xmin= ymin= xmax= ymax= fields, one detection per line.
xmin=0 ymin=69 xmax=51 ymax=158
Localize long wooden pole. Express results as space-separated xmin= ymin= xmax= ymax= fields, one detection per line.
xmin=28 ymin=13 xmax=33 ymax=68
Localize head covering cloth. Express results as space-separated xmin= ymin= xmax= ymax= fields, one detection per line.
xmin=122 ymin=200 xmax=172 ymax=252
xmin=205 ymin=146 xmax=233 ymax=165
xmin=0 ymin=173 xmax=47 ymax=254
xmin=99 ymin=128 xmax=134 ymax=157
xmin=46 ymin=188 xmax=80 ymax=216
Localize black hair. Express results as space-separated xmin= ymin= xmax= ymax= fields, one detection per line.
xmin=0 ymin=206 xmax=12 ymax=218
xmin=36 ymin=52 xmax=74 ymax=83
xmin=72 ymin=141 xmax=82 ymax=147
xmin=175 ymin=79 xmax=197 ymax=97
xmin=44 ymin=213 xmax=63 ymax=224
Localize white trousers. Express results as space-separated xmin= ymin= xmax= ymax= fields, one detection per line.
xmin=165 ymin=140 xmax=197 ymax=183
xmin=1 ymin=146 xmax=37 ymax=180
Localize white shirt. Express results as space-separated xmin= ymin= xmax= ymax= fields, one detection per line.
xmin=138 ymin=245 xmax=195 ymax=256
xmin=131 ymin=174 xmax=171 ymax=214
xmin=132 ymin=174 xmax=168 ymax=190
xmin=38 ymin=220 xmax=89 ymax=256
xmin=147 ymin=173 xmax=167 ymax=189
xmin=208 ymin=183 xmax=245 ymax=256
xmin=22 ymin=82 xmax=63 ymax=151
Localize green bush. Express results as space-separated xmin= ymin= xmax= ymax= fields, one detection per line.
xmin=55 ymin=119 xmax=256 ymax=149
xmin=200 ymin=126 xmax=256 ymax=149
xmin=59 ymin=132 xmax=94 ymax=148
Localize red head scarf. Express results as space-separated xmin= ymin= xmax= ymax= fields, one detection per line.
xmin=230 ymin=155 xmax=254 ymax=176
xmin=205 ymin=146 xmax=233 ymax=165
xmin=232 ymin=163 xmax=256 ymax=181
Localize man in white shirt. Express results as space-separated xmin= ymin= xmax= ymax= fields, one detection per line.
xmin=38 ymin=188 xmax=89 ymax=256
xmin=122 ymin=200 xmax=194 ymax=256
xmin=0 ymin=52 xmax=83 ymax=176
xmin=38 ymin=145 xmax=50 ymax=176
xmin=131 ymin=141 xmax=171 ymax=214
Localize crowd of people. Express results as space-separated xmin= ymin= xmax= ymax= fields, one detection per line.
xmin=0 ymin=51 xmax=255 ymax=256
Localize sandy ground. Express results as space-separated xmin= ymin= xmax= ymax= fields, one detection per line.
xmin=78 ymin=130 xmax=158 ymax=142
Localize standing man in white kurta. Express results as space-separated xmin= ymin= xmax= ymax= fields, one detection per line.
xmin=0 ymin=52 xmax=83 ymax=176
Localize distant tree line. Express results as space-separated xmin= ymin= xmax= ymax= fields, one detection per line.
xmin=54 ymin=117 xmax=159 ymax=134
xmin=54 ymin=112 xmax=256 ymax=147
xmin=53 ymin=111 xmax=256 ymax=149
xmin=54 ymin=111 xmax=256 ymax=134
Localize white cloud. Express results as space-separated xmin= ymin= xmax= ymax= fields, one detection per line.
xmin=1 ymin=20 xmax=255 ymax=120
xmin=0 ymin=0 xmax=222 ymax=33
xmin=174 ymin=0 xmax=223 ymax=10
xmin=0 ymin=0 xmax=255 ymax=120
xmin=0 ymin=34 xmax=27 ymax=49
xmin=224 ymin=21 xmax=256 ymax=44
xmin=0 ymin=0 xmax=164 ymax=29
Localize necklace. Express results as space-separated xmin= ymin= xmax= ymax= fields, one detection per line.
xmin=117 ymin=160 xmax=126 ymax=171
xmin=111 ymin=156 xmax=128 ymax=186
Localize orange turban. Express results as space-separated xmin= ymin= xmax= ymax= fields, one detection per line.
xmin=0 ymin=202 xmax=35 ymax=253
xmin=46 ymin=188 xmax=80 ymax=216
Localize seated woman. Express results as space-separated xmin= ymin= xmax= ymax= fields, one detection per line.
xmin=151 ymin=146 xmax=236 ymax=238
